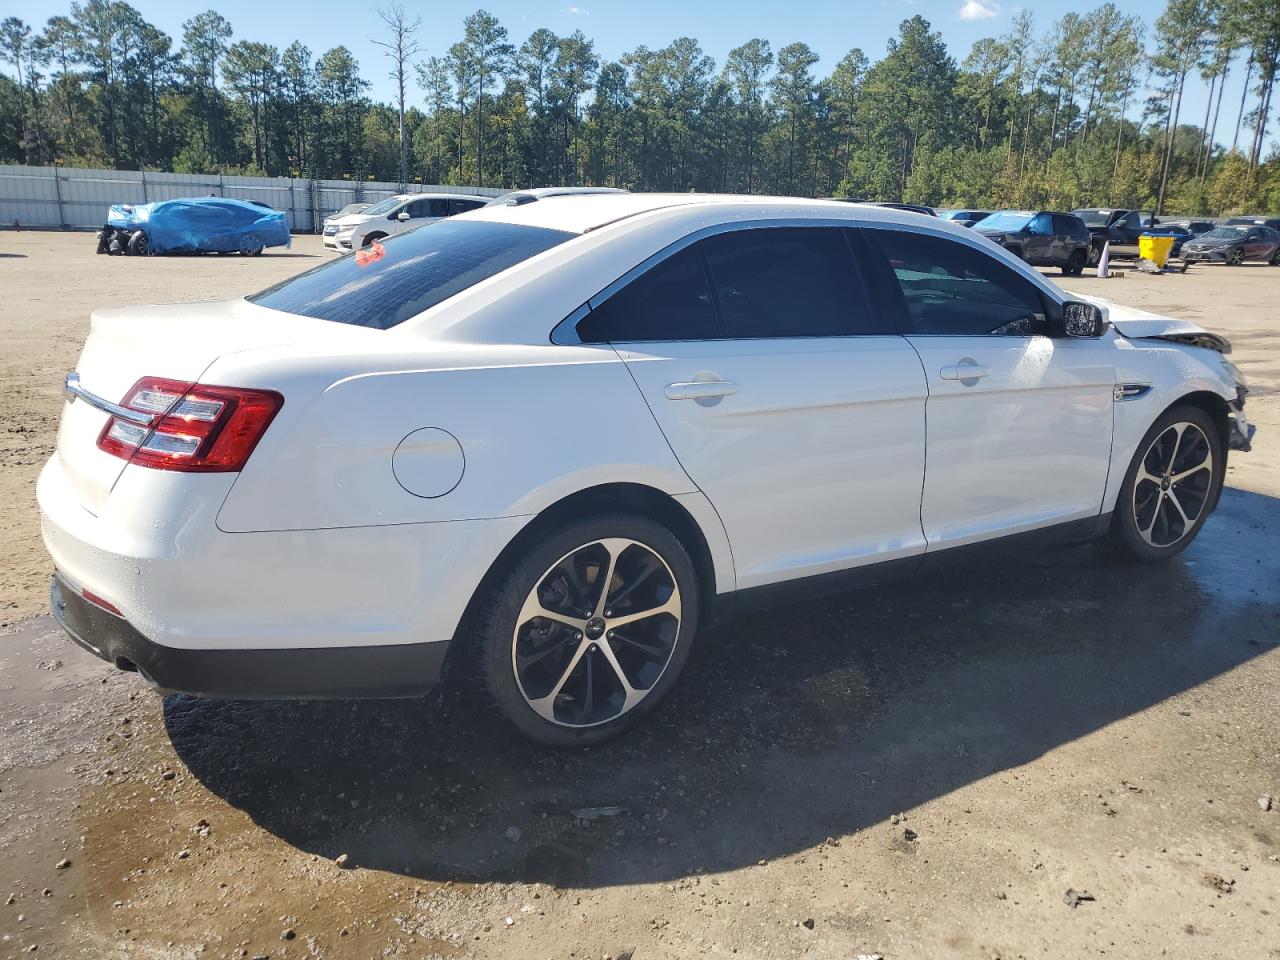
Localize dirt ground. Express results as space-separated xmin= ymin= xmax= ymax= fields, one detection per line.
xmin=1 ymin=231 xmax=1279 ymax=960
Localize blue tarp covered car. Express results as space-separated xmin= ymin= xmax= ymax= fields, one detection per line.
xmin=97 ymin=197 xmax=291 ymax=256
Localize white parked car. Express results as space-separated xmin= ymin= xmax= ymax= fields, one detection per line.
xmin=322 ymin=192 xmax=488 ymax=252
xmin=485 ymin=186 xmax=629 ymax=206
xmin=42 ymin=195 xmax=1254 ymax=746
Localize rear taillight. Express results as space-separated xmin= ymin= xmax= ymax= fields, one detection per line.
xmin=97 ymin=377 xmax=283 ymax=472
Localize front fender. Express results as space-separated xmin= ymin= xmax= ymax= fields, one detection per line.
xmin=1101 ymin=335 xmax=1238 ymax=513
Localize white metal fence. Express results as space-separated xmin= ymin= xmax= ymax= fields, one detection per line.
xmin=0 ymin=165 xmax=506 ymax=233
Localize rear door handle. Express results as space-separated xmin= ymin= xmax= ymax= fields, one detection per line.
xmin=939 ymin=363 xmax=991 ymax=382
xmin=664 ymin=380 xmax=738 ymax=401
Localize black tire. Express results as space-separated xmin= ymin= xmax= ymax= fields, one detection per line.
xmin=1269 ymin=248 xmax=1280 ymax=266
xmin=1062 ymin=249 xmax=1087 ymax=276
xmin=471 ymin=512 xmax=700 ymax=748
xmin=127 ymin=231 xmax=150 ymax=256
xmin=1110 ymin=404 xmax=1223 ymax=563
xmin=362 ymin=232 xmax=387 ymax=248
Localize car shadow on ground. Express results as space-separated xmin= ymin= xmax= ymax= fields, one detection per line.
xmin=165 ymin=486 xmax=1280 ymax=889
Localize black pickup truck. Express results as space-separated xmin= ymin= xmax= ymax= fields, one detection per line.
xmin=1070 ymin=208 xmax=1153 ymax=261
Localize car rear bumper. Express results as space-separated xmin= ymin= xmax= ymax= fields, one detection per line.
xmin=38 ymin=453 xmax=525 ymax=664
xmin=51 ymin=572 xmax=450 ymax=699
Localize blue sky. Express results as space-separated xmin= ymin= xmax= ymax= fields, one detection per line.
xmin=4 ymin=0 xmax=1264 ymax=153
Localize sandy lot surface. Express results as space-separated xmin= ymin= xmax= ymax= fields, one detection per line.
xmin=1 ymin=232 xmax=1278 ymax=960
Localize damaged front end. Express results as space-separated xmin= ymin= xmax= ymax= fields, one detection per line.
xmin=1228 ymin=383 xmax=1254 ymax=452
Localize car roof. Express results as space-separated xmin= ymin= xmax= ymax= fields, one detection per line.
xmin=395 ymin=192 xmax=488 ymax=201
xmin=459 ymin=192 xmax=974 ymax=236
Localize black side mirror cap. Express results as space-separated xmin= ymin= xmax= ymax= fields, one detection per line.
xmin=1058 ymin=300 xmax=1108 ymax=338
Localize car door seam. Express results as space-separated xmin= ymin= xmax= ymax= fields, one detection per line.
xmin=606 ymin=341 xmax=739 ymax=590
xmin=901 ymin=335 xmax=932 ymax=554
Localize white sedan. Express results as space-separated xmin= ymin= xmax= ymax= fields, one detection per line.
xmin=41 ymin=195 xmax=1254 ymax=746
xmin=321 ymin=192 xmax=488 ymax=252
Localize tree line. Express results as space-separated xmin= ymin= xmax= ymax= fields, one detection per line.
xmin=1 ymin=0 xmax=1278 ymax=216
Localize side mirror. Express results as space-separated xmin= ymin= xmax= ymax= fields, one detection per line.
xmin=396 ymin=210 xmax=411 ymax=221
xmin=1059 ymin=300 xmax=1107 ymax=338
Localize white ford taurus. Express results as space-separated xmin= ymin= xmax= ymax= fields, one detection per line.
xmin=40 ymin=194 xmax=1254 ymax=746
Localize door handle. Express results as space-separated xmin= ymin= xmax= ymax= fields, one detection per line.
xmin=939 ymin=362 xmax=991 ymax=382
xmin=664 ymin=380 xmax=738 ymax=401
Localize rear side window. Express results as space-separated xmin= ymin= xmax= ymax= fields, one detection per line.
xmin=578 ymin=226 xmax=885 ymax=343
xmin=577 ymin=246 xmax=719 ymax=343
xmin=248 ymin=219 xmax=574 ymax=329
xmin=700 ymin=228 xmax=878 ymax=338
xmin=449 ymin=198 xmax=483 ymax=215
xmin=867 ymin=229 xmax=1048 ymax=336
xmin=1054 ymin=215 xmax=1085 ymax=237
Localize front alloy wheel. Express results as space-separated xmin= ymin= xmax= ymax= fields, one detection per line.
xmin=1113 ymin=406 xmax=1222 ymax=562
xmin=1227 ymin=247 xmax=1245 ymax=265
xmin=473 ymin=513 xmax=698 ymax=747
xmin=1131 ymin=421 xmax=1214 ymax=548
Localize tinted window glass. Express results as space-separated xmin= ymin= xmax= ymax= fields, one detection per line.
xmin=449 ymin=199 xmax=481 ymax=215
xmin=249 ymin=219 xmax=574 ymax=329
xmin=1053 ymin=215 xmax=1083 ymax=236
xmin=868 ymin=229 xmax=1048 ymax=336
xmin=577 ymin=246 xmax=718 ymax=343
xmin=1029 ymin=213 xmax=1053 ymax=235
xmin=700 ymin=228 xmax=877 ymax=337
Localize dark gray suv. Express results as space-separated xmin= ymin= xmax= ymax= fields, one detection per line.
xmin=975 ymin=210 xmax=1093 ymax=275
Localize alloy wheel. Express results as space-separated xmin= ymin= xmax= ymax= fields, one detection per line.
xmin=512 ymin=537 xmax=681 ymax=728
xmin=1228 ymin=248 xmax=1244 ymax=265
xmin=1131 ymin=421 xmax=1214 ymax=548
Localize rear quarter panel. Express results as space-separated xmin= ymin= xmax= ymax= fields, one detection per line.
xmin=212 ymin=343 xmax=700 ymax=532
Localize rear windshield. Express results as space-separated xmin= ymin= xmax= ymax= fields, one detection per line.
xmin=248 ymin=219 xmax=575 ymax=329
xmin=1072 ymin=210 xmax=1111 ymax=226
xmin=979 ymin=211 xmax=1034 ymax=232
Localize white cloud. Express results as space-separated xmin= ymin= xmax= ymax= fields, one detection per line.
xmin=959 ymin=0 xmax=1000 ymax=19
xmin=564 ymin=5 xmax=590 ymax=14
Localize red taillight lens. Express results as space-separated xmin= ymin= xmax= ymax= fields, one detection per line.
xmin=97 ymin=377 xmax=283 ymax=472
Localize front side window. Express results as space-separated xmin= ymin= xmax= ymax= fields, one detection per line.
xmin=867 ymin=229 xmax=1048 ymax=336
xmin=700 ymin=228 xmax=876 ymax=338
xmin=577 ymin=246 xmax=718 ymax=343
xmin=1029 ymin=213 xmax=1053 ymax=236
xmin=249 ymin=219 xmax=574 ymax=329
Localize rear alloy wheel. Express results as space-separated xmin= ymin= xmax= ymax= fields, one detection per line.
xmin=1227 ymin=247 xmax=1245 ymax=266
xmin=1111 ymin=406 xmax=1222 ymax=562
xmin=473 ymin=513 xmax=698 ymax=747
xmin=1062 ymin=249 xmax=1087 ymax=276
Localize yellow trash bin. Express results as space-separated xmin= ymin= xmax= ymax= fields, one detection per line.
xmin=1138 ymin=233 xmax=1175 ymax=269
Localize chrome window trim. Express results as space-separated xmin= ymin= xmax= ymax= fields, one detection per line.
xmin=550 ymin=215 xmax=1070 ymax=346
xmin=63 ymin=372 xmax=155 ymax=426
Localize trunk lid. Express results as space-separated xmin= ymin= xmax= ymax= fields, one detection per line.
xmin=58 ymin=299 xmax=335 ymax=513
